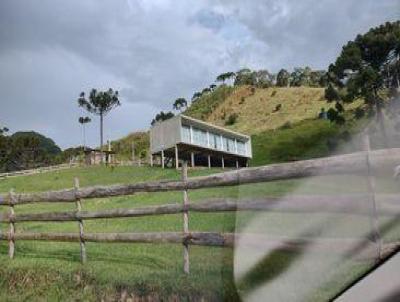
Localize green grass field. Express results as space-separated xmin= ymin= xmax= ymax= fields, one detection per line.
xmin=0 ymin=165 xmax=399 ymax=301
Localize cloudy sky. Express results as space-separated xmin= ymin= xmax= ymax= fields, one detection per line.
xmin=0 ymin=0 xmax=398 ymax=149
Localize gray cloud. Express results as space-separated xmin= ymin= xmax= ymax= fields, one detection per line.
xmin=0 ymin=0 xmax=398 ymax=148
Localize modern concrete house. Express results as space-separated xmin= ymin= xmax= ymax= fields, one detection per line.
xmin=150 ymin=114 xmax=252 ymax=169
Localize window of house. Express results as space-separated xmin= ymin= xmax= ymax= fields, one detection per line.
xmin=181 ymin=125 xmax=191 ymax=143
xmin=237 ymin=141 xmax=246 ymax=155
xmin=192 ymin=128 xmax=207 ymax=147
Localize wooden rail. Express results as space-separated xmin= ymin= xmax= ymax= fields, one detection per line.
xmin=1 ymin=195 xmax=400 ymax=223
xmin=0 ymin=143 xmax=399 ymax=273
xmin=0 ymin=163 xmax=78 ymax=179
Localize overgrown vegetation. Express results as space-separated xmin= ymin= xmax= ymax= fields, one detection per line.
xmin=185 ymin=85 xmax=234 ymax=120
xmin=0 ymin=131 xmax=63 ymax=172
xmin=110 ymin=131 xmax=149 ymax=161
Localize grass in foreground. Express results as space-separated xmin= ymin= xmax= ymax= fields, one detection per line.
xmin=0 ymin=165 xmax=398 ymax=301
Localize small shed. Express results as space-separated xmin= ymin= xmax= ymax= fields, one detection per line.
xmin=84 ymin=149 xmax=116 ymax=165
xmin=150 ymin=114 xmax=252 ymax=169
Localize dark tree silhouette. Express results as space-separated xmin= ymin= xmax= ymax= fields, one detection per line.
xmin=172 ymin=98 xmax=188 ymax=112
xmin=78 ymin=88 xmax=120 ymax=152
xmin=328 ymin=21 xmax=400 ymax=142
xmin=78 ymin=116 xmax=91 ymax=149
xmin=151 ymin=111 xmax=175 ymax=126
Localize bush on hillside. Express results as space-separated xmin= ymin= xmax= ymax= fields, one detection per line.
xmin=354 ymin=107 xmax=365 ymax=119
xmin=274 ymin=104 xmax=282 ymax=112
xmin=279 ymin=121 xmax=292 ymax=129
xmin=225 ymin=113 xmax=238 ymax=126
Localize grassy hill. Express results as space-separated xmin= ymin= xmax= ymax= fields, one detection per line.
xmin=110 ymin=131 xmax=149 ymax=161
xmin=186 ymin=85 xmax=362 ymax=135
xmin=112 ymin=85 xmax=364 ymax=166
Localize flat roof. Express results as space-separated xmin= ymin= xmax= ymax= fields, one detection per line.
xmin=180 ymin=114 xmax=250 ymax=140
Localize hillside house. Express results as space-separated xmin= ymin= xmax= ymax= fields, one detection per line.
xmin=150 ymin=114 xmax=252 ymax=169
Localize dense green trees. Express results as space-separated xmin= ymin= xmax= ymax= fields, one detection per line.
xmin=326 ymin=21 xmax=400 ymax=136
xmin=325 ymin=83 xmax=341 ymax=102
xmin=173 ymin=98 xmax=188 ymax=112
xmin=216 ymin=72 xmax=235 ymax=84
xmin=0 ymin=130 xmax=62 ymax=172
xmin=276 ymin=69 xmax=290 ymax=87
xmin=151 ymin=111 xmax=175 ymax=126
xmin=78 ymin=88 xmax=120 ymax=151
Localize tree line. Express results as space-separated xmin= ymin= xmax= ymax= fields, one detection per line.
xmin=323 ymin=21 xmax=400 ymax=141
xmin=150 ymin=66 xmax=328 ymax=125
xmin=0 ymin=129 xmax=63 ymax=172
xmin=151 ymin=21 xmax=400 ymax=135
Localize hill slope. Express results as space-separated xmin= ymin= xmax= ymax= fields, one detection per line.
xmin=186 ymin=85 xmax=360 ymax=135
xmin=112 ymin=85 xmax=363 ymax=165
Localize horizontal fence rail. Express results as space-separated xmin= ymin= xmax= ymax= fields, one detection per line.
xmin=0 ymin=148 xmax=400 ymax=206
xmin=1 ymin=195 xmax=400 ymax=223
xmin=0 ymin=142 xmax=399 ymax=274
xmin=0 ymin=163 xmax=78 ymax=179
xmin=0 ymin=232 xmax=399 ymax=262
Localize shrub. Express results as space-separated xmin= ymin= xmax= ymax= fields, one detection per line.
xmin=279 ymin=121 xmax=292 ymax=129
xmin=225 ymin=113 xmax=238 ymax=126
xmin=271 ymin=90 xmax=277 ymax=97
xmin=220 ymin=111 xmax=226 ymax=120
xmin=354 ymin=107 xmax=365 ymax=119
xmin=274 ymin=104 xmax=282 ymax=112
xmin=239 ymin=97 xmax=246 ymax=104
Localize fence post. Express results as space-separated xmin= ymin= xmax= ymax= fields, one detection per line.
xmin=74 ymin=178 xmax=87 ymax=263
xmin=362 ymin=133 xmax=382 ymax=260
xmin=182 ymin=161 xmax=190 ymax=274
xmin=8 ymin=189 xmax=16 ymax=259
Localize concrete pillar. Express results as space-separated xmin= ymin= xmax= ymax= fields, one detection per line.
xmin=131 ymin=142 xmax=135 ymax=163
xmin=150 ymin=153 xmax=153 ymax=167
xmin=208 ymin=154 xmax=211 ymax=169
xmin=175 ymin=145 xmax=179 ymax=169
xmin=191 ymin=152 xmax=195 ymax=168
xmin=161 ymin=150 xmax=165 ymax=169
xmin=236 ymin=159 xmax=239 ymax=169
xmin=190 ymin=125 xmax=193 ymax=144
xmin=222 ymin=156 xmax=225 ymax=169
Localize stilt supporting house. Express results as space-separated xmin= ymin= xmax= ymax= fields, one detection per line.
xmin=191 ymin=152 xmax=195 ymax=168
xmin=175 ymin=145 xmax=179 ymax=169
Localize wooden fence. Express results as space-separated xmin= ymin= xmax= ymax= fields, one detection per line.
xmin=0 ymin=163 xmax=79 ymax=179
xmin=1 ymin=143 xmax=400 ymax=272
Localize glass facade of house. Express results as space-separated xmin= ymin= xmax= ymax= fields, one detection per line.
xmin=209 ymin=132 xmax=221 ymax=150
xmin=181 ymin=124 xmax=248 ymax=156
xmin=193 ymin=128 xmax=208 ymax=147
xmin=237 ymin=141 xmax=246 ymax=155
xmin=182 ymin=125 xmax=191 ymax=143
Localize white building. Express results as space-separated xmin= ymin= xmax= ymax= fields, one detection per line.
xmin=150 ymin=114 xmax=252 ymax=168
